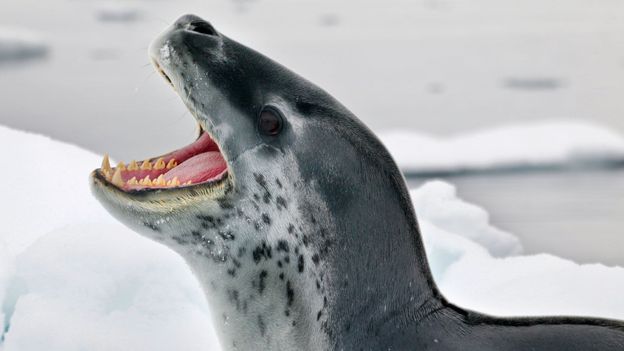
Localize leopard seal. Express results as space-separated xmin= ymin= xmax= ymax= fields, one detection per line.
xmin=90 ymin=14 xmax=624 ymax=350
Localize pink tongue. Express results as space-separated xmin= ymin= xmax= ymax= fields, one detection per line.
xmin=164 ymin=151 xmax=227 ymax=184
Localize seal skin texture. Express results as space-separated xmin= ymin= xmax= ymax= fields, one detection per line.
xmin=90 ymin=14 xmax=624 ymax=351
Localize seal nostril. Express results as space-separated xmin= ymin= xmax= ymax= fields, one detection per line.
xmin=188 ymin=21 xmax=217 ymax=36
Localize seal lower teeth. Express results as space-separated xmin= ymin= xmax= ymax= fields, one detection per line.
xmin=98 ymin=132 xmax=227 ymax=191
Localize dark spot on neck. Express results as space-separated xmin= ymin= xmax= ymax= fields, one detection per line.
xmin=257 ymin=315 xmax=266 ymax=336
xmin=312 ymin=253 xmax=320 ymax=265
xmin=286 ymin=280 xmax=294 ymax=306
xmin=254 ymin=173 xmax=267 ymax=187
xmin=297 ymin=255 xmax=305 ymax=273
xmin=252 ymin=241 xmax=273 ymax=263
xmin=258 ymin=270 xmax=268 ymax=294
xmin=276 ymin=196 xmax=287 ymax=210
xmin=276 ymin=240 xmax=289 ymax=252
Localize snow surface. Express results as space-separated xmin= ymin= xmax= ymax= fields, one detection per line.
xmin=1 ymin=125 xmax=623 ymax=350
xmin=381 ymin=120 xmax=624 ymax=175
xmin=0 ymin=29 xmax=48 ymax=62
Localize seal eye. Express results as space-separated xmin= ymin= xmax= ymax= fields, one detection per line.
xmin=258 ymin=107 xmax=283 ymax=136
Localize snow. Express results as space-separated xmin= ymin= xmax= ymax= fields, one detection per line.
xmin=0 ymin=29 xmax=48 ymax=63
xmin=1 ymin=124 xmax=623 ymax=350
xmin=381 ymin=120 xmax=624 ymax=175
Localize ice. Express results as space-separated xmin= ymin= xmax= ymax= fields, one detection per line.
xmin=2 ymin=224 xmax=219 ymax=351
xmin=381 ymin=120 xmax=624 ymax=175
xmin=411 ymin=181 xmax=522 ymax=257
xmin=0 ymin=29 xmax=48 ymax=63
xmin=0 ymin=125 xmax=623 ymax=350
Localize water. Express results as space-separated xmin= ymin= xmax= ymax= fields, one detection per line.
xmin=1 ymin=0 xmax=623 ymax=266
xmin=408 ymin=168 xmax=624 ymax=267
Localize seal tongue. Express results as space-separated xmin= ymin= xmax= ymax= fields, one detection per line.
xmin=162 ymin=152 xmax=227 ymax=184
xmin=165 ymin=132 xmax=220 ymax=165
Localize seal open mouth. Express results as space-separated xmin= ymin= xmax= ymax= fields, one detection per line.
xmin=95 ymin=129 xmax=228 ymax=191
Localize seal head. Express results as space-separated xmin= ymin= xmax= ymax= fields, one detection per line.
xmin=91 ymin=14 xmax=624 ymax=351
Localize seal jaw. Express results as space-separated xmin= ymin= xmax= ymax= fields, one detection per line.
xmin=90 ymin=167 xmax=232 ymax=214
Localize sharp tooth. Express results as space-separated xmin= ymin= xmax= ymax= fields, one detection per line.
xmin=140 ymin=160 xmax=152 ymax=170
xmin=166 ymin=177 xmax=181 ymax=187
xmin=166 ymin=159 xmax=178 ymax=169
xmin=139 ymin=175 xmax=152 ymax=186
xmin=154 ymin=158 xmax=166 ymax=170
xmin=116 ymin=162 xmax=127 ymax=172
xmin=112 ymin=168 xmax=125 ymax=187
xmin=101 ymin=154 xmax=111 ymax=173
xmin=155 ymin=174 xmax=166 ymax=186
xmin=128 ymin=160 xmax=139 ymax=171
xmin=127 ymin=177 xmax=138 ymax=185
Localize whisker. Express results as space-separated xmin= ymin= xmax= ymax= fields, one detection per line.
xmin=134 ymin=70 xmax=157 ymax=94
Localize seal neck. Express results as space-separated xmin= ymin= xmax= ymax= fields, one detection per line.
xmin=299 ymin=125 xmax=443 ymax=348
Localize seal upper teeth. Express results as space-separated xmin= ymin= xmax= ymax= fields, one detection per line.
xmin=101 ymin=154 xmax=112 ymax=178
xmin=154 ymin=158 xmax=166 ymax=170
xmin=166 ymin=159 xmax=177 ymax=169
xmin=98 ymin=156 xmax=191 ymax=189
xmin=128 ymin=160 xmax=139 ymax=171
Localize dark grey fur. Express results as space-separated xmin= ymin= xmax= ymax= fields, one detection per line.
xmin=91 ymin=14 xmax=624 ymax=351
